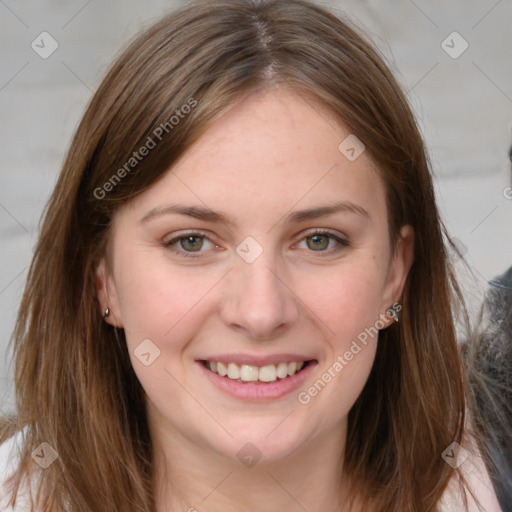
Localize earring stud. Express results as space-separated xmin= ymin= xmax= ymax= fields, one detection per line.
xmin=103 ymin=308 xmax=110 ymax=318
xmin=386 ymin=305 xmax=400 ymax=323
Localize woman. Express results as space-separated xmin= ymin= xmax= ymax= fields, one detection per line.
xmin=0 ymin=0 xmax=500 ymax=510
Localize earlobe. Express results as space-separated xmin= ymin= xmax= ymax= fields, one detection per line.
xmin=95 ymin=257 xmax=123 ymax=328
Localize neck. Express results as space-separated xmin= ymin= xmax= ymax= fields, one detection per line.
xmin=152 ymin=420 xmax=356 ymax=512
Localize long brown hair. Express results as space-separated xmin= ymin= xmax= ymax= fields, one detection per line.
xmin=5 ymin=0 xmax=468 ymax=510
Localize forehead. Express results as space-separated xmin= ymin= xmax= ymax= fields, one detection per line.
xmin=125 ymin=88 xmax=387 ymax=224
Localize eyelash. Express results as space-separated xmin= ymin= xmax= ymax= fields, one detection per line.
xmin=162 ymin=229 xmax=349 ymax=259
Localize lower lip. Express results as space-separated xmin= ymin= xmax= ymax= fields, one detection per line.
xmin=196 ymin=361 xmax=317 ymax=401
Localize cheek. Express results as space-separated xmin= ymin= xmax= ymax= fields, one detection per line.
xmin=113 ymin=249 xmax=220 ymax=350
xmin=296 ymin=261 xmax=383 ymax=344
xmin=112 ymin=252 xmax=220 ymax=408
xmin=293 ymin=264 xmax=382 ymax=413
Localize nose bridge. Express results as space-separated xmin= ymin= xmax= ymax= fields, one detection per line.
xmin=222 ymin=242 xmax=299 ymax=339
xmin=241 ymin=255 xmax=281 ymax=302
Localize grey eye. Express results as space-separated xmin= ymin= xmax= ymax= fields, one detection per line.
xmin=306 ymin=234 xmax=330 ymax=251
xmin=179 ymin=235 xmax=204 ymax=252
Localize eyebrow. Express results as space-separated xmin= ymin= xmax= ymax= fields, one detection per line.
xmin=140 ymin=201 xmax=370 ymax=225
xmin=286 ymin=201 xmax=370 ymax=223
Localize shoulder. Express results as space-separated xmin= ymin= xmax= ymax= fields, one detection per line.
xmin=438 ymin=435 xmax=503 ymax=512
xmin=0 ymin=431 xmax=36 ymax=512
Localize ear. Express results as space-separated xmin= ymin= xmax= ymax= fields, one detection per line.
xmin=95 ymin=257 xmax=124 ymax=328
xmin=379 ymin=225 xmax=414 ymax=325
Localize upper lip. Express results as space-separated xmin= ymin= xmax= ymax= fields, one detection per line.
xmin=197 ymin=353 xmax=316 ymax=366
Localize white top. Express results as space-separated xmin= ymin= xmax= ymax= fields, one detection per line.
xmin=438 ymin=440 xmax=503 ymax=512
xmin=0 ymin=431 xmax=503 ymax=511
xmin=0 ymin=431 xmax=35 ymax=511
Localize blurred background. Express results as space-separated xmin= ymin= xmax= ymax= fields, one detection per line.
xmin=1 ymin=0 xmax=511 ymax=414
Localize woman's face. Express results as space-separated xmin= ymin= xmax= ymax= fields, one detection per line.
xmin=97 ymin=88 xmax=414 ymax=465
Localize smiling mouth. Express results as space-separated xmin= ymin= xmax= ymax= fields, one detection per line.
xmin=201 ymin=360 xmax=312 ymax=384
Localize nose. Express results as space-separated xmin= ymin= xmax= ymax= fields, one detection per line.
xmin=219 ymin=252 xmax=300 ymax=341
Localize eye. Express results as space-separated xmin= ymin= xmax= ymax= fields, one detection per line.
xmin=162 ymin=229 xmax=349 ymax=259
xmin=296 ymin=230 xmax=349 ymax=253
xmin=163 ymin=231 xmax=217 ymax=258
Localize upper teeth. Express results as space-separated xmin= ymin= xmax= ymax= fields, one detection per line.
xmin=206 ymin=361 xmax=305 ymax=383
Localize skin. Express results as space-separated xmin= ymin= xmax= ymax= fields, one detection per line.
xmin=96 ymin=87 xmax=414 ymax=512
